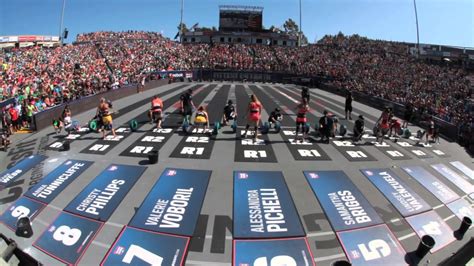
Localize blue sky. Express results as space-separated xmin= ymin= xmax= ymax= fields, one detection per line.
xmin=0 ymin=0 xmax=472 ymax=47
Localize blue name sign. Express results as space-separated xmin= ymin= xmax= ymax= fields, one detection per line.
xmin=64 ymin=164 xmax=145 ymax=221
xmin=129 ymin=168 xmax=211 ymax=236
xmin=361 ymin=169 xmax=431 ymax=217
xmin=233 ymin=171 xmax=305 ymax=238
xmin=24 ymin=160 xmax=93 ymax=204
xmin=33 ymin=211 xmax=103 ymax=265
xmin=402 ymin=166 xmax=458 ymax=204
xmin=304 ymin=170 xmax=382 ymax=231
xmin=233 ymin=237 xmax=315 ymax=266
xmin=0 ymin=154 xmax=47 ymax=189
xmin=102 ymin=226 xmax=189 ymax=266
xmin=1 ymin=196 xmax=45 ymax=231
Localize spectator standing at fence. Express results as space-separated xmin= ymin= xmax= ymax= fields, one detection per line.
xmin=345 ymin=91 xmax=353 ymax=120
xmin=9 ymin=106 xmax=19 ymax=132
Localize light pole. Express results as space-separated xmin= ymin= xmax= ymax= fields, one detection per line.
xmin=299 ymin=0 xmax=302 ymax=46
xmin=179 ymin=0 xmax=184 ymax=43
xmin=59 ymin=0 xmax=66 ymax=45
xmin=413 ymin=0 xmax=420 ymax=56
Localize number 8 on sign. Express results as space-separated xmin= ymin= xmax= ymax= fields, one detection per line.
xmin=53 ymin=225 xmax=82 ymax=246
xmin=357 ymin=239 xmax=391 ymax=261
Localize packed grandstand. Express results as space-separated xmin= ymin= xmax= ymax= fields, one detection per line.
xmin=0 ymin=31 xmax=472 ymax=148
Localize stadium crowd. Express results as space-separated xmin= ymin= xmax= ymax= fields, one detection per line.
xmin=0 ymin=31 xmax=472 ymax=148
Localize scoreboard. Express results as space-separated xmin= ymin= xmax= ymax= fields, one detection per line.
xmin=219 ymin=6 xmax=263 ymax=32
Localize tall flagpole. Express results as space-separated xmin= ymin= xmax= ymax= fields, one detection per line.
xmin=180 ymin=0 xmax=184 ymax=43
xmin=59 ymin=0 xmax=66 ymax=45
xmin=299 ymin=0 xmax=302 ymax=46
xmin=413 ymin=0 xmax=420 ymax=56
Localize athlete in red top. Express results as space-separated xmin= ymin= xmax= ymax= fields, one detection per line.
xmin=243 ymin=94 xmax=262 ymax=141
xmin=149 ymin=95 xmax=163 ymax=129
xmin=295 ymin=99 xmax=310 ymax=142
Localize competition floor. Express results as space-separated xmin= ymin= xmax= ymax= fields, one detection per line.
xmin=0 ymin=82 xmax=473 ymax=265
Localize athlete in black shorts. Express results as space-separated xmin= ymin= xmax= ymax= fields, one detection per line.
xmin=180 ymin=89 xmax=195 ymax=124
xmin=222 ymin=100 xmax=237 ymax=125
xmin=268 ymin=108 xmax=283 ymax=128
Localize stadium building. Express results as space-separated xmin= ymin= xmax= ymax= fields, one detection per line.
xmin=182 ymin=5 xmax=298 ymax=46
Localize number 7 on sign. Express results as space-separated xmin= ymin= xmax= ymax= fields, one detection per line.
xmin=122 ymin=244 xmax=163 ymax=265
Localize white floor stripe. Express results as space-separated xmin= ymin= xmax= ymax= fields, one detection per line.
xmin=443 ymin=214 xmax=456 ymax=221
xmin=307 ymin=231 xmax=335 ymax=237
xmin=92 ymin=240 xmax=110 ymax=249
xmin=433 ymin=204 xmax=444 ymax=209
xmin=185 ymin=260 xmax=230 ymax=265
xmin=314 ymin=253 xmax=346 ymax=262
xmin=390 ymin=218 xmax=401 ymax=223
xmin=106 ymin=221 xmax=123 ymax=228
xmin=205 ymin=234 xmax=233 ymax=240
xmin=398 ymin=232 xmax=416 ymax=241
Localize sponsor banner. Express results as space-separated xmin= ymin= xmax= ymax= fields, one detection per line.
xmin=0 ymin=154 xmax=48 ymax=190
xmin=1 ymin=196 xmax=45 ymax=232
xmin=170 ymin=131 xmax=215 ymax=159
xmin=304 ymin=170 xmax=383 ymax=231
xmin=361 ymin=169 xmax=431 ymax=217
xmin=18 ymin=35 xmax=37 ymax=42
xmin=331 ymin=140 xmax=376 ymax=162
xmin=33 ymin=211 xmax=103 ymax=265
xmin=234 ymin=130 xmax=277 ymax=163
xmin=405 ymin=210 xmax=456 ymax=253
xmin=431 ymin=164 xmax=474 ymax=195
xmin=450 ymin=161 xmax=474 ymax=180
xmin=446 ymin=198 xmax=473 ymax=222
xmin=101 ymin=226 xmax=189 ymax=266
xmin=233 ymin=237 xmax=315 ymax=266
xmin=120 ymin=128 xmax=174 ymax=157
xmin=233 ymin=171 xmax=305 ymax=238
xmin=24 ymin=160 xmax=93 ymax=204
xmin=280 ymin=130 xmax=331 ymax=161
xmin=129 ymin=168 xmax=211 ymax=236
xmin=402 ymin=166 xmax=459 ymax=204
xmin=395 ymin=141 xmax=432 ymax=159
xmin=64 ymin=164 xmax=145 ymax=221
xmin=337 ymin=224 xmax=407 ymax=266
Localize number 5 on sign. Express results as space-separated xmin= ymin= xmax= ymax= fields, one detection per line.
xmin=123 ymin=245 xmax=163 ymax=265
xmin=357 ymin=239 xmax=391 ymax=261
